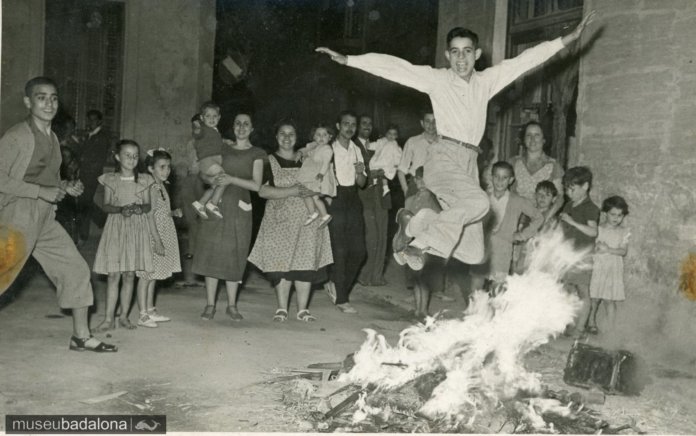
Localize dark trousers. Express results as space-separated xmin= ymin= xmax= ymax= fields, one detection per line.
xmin=359 ymin=185 xmax=389 ymax=284
xmin=177 ymin=174 xmax=206 ymax=255
xmin=328 ymin=185 xmax=366 ymax=304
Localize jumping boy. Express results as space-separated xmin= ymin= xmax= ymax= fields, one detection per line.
xmin=0 ymin=77 xmax=116 ymax=352
xmin=317 ymin=11 xmax=595 ymax=269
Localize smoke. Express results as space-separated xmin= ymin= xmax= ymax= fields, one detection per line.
xmin=340 ymin=229 xmax=587 ymax=427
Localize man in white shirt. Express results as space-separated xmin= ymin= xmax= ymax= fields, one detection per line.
xmin=317 ymin=12 xmax=595 ymax=270
xmin=327 ymin=110 xmax=367 ymax=313
xmin=397 ymin=109 xmax=438 ymax=197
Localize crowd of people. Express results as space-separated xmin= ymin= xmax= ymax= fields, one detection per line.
xmin=0 ymin=10 xmax=625 ymax=354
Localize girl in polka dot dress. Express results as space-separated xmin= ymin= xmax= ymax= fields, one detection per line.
xmin=136 ymin=149 xmax=182 ymax=327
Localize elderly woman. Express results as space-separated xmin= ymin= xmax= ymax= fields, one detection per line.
xmin=192 ymin=113 xmax=266 ymax=321
xmin=248 ymin=121 xmax=333 ymax=322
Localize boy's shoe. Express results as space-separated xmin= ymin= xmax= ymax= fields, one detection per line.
xmin=205 ymin=202 xmax=223 ymax=219
xmin=318 ymin=214 xmax=332 ymax=229
xmin=393 ymin=209 xmax=414 ymax=252
xmin=336 ymin=303 xmax=357 ymax=314
xmin=147 ymin=308 xmax=170 ymax=322
xmin=304 ymin=212 xmax=319 ymax=226
xmin=192 ymin=201 xmax=209 ymax=219
xmin=138 ymin=313 xmax=158 ymax=328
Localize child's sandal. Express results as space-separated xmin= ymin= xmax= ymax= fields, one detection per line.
xmin=317 ymin=215 xmax=332 ymax=229
xmin=205 ymin=202 xmax=223 ymax=219
xmin=296 ymin=309 xmax=316 ymax=322
xmin=192 ymin=201 xmax=209 ymax=219
xmin=304 ymin=212 xmax=319 ymax=226
xmin=273 ymin=309 xmax=288 ymax=322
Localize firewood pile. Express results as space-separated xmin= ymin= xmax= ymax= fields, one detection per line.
xmin=269 ymin=357 xmax=644 ymax=434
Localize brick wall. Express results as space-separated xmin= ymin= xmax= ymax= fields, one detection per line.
xmin=577 ymin=0 xmax=696 ymax=353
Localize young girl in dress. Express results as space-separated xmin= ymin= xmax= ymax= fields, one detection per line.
xmin=368 ymin=124 xmax=403 ymax=196
xmin=296 ymin=124 xmax=337 ymax=227
xmin=587 ymin=195 xmax=630 ymax=335
xmin=135 ymin=149 xmax=182 ymax=327
xmin=93 ymin=140 xmax=162 ymax=331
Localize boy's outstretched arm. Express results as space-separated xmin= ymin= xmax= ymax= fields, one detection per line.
xmin=561 ymin=10 xmax=596 ymax=46
xmin=316 ymin=47 xmax=347 ymax=65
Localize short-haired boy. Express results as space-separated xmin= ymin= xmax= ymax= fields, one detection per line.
xmin=560 ymin=166 xmax=600 ymax=337
xmin=471 ymin=161 xmax=543 ymax=289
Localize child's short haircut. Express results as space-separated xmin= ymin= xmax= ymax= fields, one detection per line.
xmin=601 ymin=195 xmax=629 ymax=215
xmin=446 ymin=27 xmax=479 ymax=49
xmin=145 ymin=149 xmax=172 ymax=169
xmin=199 ymin=101 xmax=220 ymax=114
xmin=414 ymin=166 xmax=425 ymax=179
xmin=386 ymin=123 xmax=399 ymax=133
xmin=492 ymin=161 xmax=515 ymax=178
xmin=25 ymin=76 xmax=57 ymax=96
xmin=536 ymin=180 xmax=558 ymax=197
xmin=563 ymin=166 xmax=593 ymax=190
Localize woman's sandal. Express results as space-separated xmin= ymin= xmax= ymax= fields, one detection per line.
xmin=118 ymin=318 xmax=137 ymax=330
xmin=296 ymin=309 xmax=316 ymax=322
xmin=273 ymin=309 xmax=288 ymax=322
xmin=69 ymin=336 xmax=118 ymax=352
xmin=93 ymin=319 xmax=116 ymax=333
xmin=201 ymin=305 xmax=216 ymax=320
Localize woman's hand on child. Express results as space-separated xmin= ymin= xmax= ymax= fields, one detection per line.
xmin=154 ymin=239 xmax=165 ymax=256
xmin=315 ymin=47 xmax=347 ymax=65
xmin=213 ymin=173 xmax=234 ymax=186
xmin=295 ymin=184 xmax=318 ymax=198
xmin=171 ymin=208 xmax=183 ymax=218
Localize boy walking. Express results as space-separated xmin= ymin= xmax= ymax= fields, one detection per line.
xmin=317 ymin=12 xmax=595 ymax=269
xmin=560 ymin=166 xmax=600 ymax=337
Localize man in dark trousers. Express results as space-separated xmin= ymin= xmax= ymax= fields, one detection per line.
xmin=353 ymin=114 xmax=391 ymax=286
xmin=77 ymin=109 xmax=111 ymax=244
xmin=325 ymin=110 xmax=367 ymax=314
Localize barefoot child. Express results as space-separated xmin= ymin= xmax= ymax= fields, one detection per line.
xmin=587 ymin=196 xmax=630 ymax=335
xmin=135 ymin=149 xmax=182 ymax=327
xmin=296 ymin=124 xmax=337 ymax=226
xmin=93 ymin=140 xmax=162 ymax=331
xmin=191 ymin=102 xmax=225 ymax=219
xmin=367 ymin=124 xmax=403 ymax=197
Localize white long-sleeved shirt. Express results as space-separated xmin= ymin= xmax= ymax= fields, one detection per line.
xmin=398 ymin=133 xmax=437 ymax=176
xmin=346 ymin=38 xmax=565 ymax=146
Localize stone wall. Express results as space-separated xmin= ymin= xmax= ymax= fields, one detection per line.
xmin=0 ymin=0 xmax=45 ymax=132
xmin=121 ymin=0 xmax=215 ymax=171
xmin=577 ymin=0 xmax=696 ymax=356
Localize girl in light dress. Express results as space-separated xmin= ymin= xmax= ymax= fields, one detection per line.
xmin=587 ymin=195 xmax=630 ymax=335
xmin=93 ymin=140 xmax=162 ymax=331
xmin=296 ymin=125 xmax=337 ymax=227
xmin=135 ymin=149 xmax=182 ymax=328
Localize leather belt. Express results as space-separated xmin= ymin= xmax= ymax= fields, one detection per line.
xmin=441 ymin=136 xmax=481 ymax=154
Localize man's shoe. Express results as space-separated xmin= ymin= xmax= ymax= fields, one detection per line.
xmin=336 ymin=303 xmax=357 ymax=314
xmin=392 ymin=208 xmax=414 ymax=253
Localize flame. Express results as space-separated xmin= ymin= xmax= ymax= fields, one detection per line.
xmin=679 ymin=253 xmax=696 ymax=301
xmin=341 ymin=229 xmax=586 ymax=428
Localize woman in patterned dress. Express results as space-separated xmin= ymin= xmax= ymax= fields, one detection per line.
xmin=248 ymin=121 xmax=333 ymax=322
xmin=509 ymin=121 xmax=564 ymax=273
xmin=192 ymin=113 xmax=266 ymax=321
